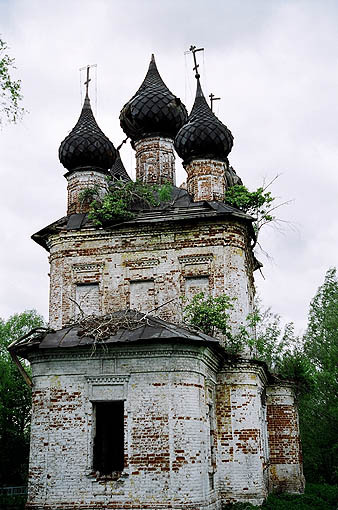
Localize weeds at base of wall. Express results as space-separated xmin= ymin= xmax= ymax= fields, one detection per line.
xmin=0 ymin=494 xmax=26 ymax=510
xmin=223 ymin=484 xmax=338 ymax=510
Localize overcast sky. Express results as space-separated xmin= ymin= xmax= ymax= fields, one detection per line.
xmin=0 ymin=0 xmax=337 ymax=333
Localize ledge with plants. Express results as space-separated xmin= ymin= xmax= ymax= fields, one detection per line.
xmin=79 ymin=179 xmax=173 ymax=227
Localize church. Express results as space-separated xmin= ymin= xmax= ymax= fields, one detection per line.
xmin=10 ymin=51 xmax=304 ymax=509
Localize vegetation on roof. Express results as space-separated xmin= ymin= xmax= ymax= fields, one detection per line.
xmin=223 ymin=176 xmax=291 ymax=243
xmin=79 ymin=179 xmax=172 ymax=226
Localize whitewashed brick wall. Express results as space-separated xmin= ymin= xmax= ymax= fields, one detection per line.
xmin=47 ymin=218 xmax=255 ymax=348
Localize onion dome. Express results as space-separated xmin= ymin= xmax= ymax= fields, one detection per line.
xmin=175 ymin=79 xmax=233 ymax=165
xmin=119 ymin=54 xmax=188 ymax=143
xmin=110 ymin=151 xmax=131 ymax=181
xmin=59 ymin=94 xmax=117 ymax=172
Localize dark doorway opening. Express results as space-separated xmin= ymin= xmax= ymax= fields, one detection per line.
xmin=93 ymin=401 xmax=124 ymax=474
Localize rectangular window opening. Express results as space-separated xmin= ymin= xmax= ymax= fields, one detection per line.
xmin=184 ymin=276 xmax=210 ymax=303
xmin=75 ymin=283 xmax=100 ymax=318
xmin=93 ymin=401 xmax=124 ymax=475
xmin=130 ymin=279 xmax=155 ymax=313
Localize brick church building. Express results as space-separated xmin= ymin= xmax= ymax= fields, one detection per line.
xmin=10 ymin=53 xmax=304 ymax=509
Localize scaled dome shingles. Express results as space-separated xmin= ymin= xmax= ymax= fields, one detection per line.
xmin=120 ymin=54 xmax=188 ymax=143
xmin=175 ymin=80 xmax=233 ymax=165
xmin=110 ymin=151 xmax=131 ymax=181
xmin=59 ymin=95 xmax=117 ymax=172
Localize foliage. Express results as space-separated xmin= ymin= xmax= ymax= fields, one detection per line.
xmin=262 ymin=483 xmax=338 ymax=510
xmin=236 ymin=307 xmax=283 ymax=365
xmin=183 ymin=292 xmax=233 ymax=337
xmin=0 ymin=494 xmax=27 ymax=510
xmin=239 ymin=309 xmax=314 ymax=394
xmin=0 ymin=310 xmax=44 ymax=486
xmin=224 ymin=183 xmax=274 ymax=233
xmin=224 ymin=177 xmax=290 ymax=242
xmin=85 ymin=179 xmax=173 ymax=226
xmin=300 ymin=268 xmax=338 ymax=484
xmin=0 ymin=37 xmax=24 ymax=126
xmin=183 ymin=294 xmax=314 ymax=393
xmin=222 ymin=484 xmax=338 ymax=509
xmin=183 ymin=293 xmax=244 ymax=353
xmin=79 ymin=184 xmax=100 ymax=208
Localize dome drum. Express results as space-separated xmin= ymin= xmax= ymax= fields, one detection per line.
xmin=134 ymin=136 xmax=176 ymax=185
xmin=174 ymin=79 xmax=234 ymax=202
xmin=185 ymin=158 xmax=228 ymax=202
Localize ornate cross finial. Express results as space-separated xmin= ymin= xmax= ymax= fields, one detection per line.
xmin=188 ymin=45 xmax=204 ymax=79
xmin=209 ymin=93 xmax=221 ymax=112
xmin=79 ymin=64 xmax=97 ymax=97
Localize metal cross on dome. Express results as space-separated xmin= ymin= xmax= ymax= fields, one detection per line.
xmin=79 ymin=64 xmax=97 ymax=97
xmin=209 ymin=92 xmax=221 ymax=112
xmin=189 ymin=45 xmax=204 ymax=79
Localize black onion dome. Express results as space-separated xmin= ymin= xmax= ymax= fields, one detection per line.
xmin=110 ymin=151 xmax=131 ymax=181
xmin=175 ymin=80 xmax=233 ymax=165
xmin=59 ymin=94 xmax=117 ymax=172
xmin=119 ymin=54 xmax=188 ymax=142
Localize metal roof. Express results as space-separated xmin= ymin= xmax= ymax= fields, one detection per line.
xmin=9 ymin=310 xmax=223 ymax=358
xmin=59 ymin=94 xmax=117 ymax=172
xmin=31 ymin=187 xmax=255 ymax=251
xmin=119 ymin=54 xmax=188 ymax=142
xmin=175 ymin=78 xmax=233 ymax=165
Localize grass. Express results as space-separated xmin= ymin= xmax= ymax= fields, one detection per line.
xmin=223 ymin=484 xmax=338 ymax=510
xmin=0 ymin=494 xmax=26 ymax=510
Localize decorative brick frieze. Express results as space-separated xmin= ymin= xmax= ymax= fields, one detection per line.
xmin=134 ymin=136 xmax=176 ymax=185
xmin=186 ymin=159 xmax=228 ymax=202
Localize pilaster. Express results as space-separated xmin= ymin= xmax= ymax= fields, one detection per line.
xmin=215 ymin=362 xmax=268 ymax=506
xmin=266 ymin=384 xmax=305 ymax=494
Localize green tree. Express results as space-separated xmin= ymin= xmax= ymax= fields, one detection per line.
xmin=183 ymin=292 xmax=234 ymax=337
xmin=300 ymin=268 xmax=338 ymax=484
xmin=0 ymin=310 xmax=44 ymax=486
xmin=223 ymin=176 xmax=292 ymax=247
xmin=183 ymin=294 xmax=311 ymax=388
xmin=0 ymin=37 xmax=24 ymax=126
